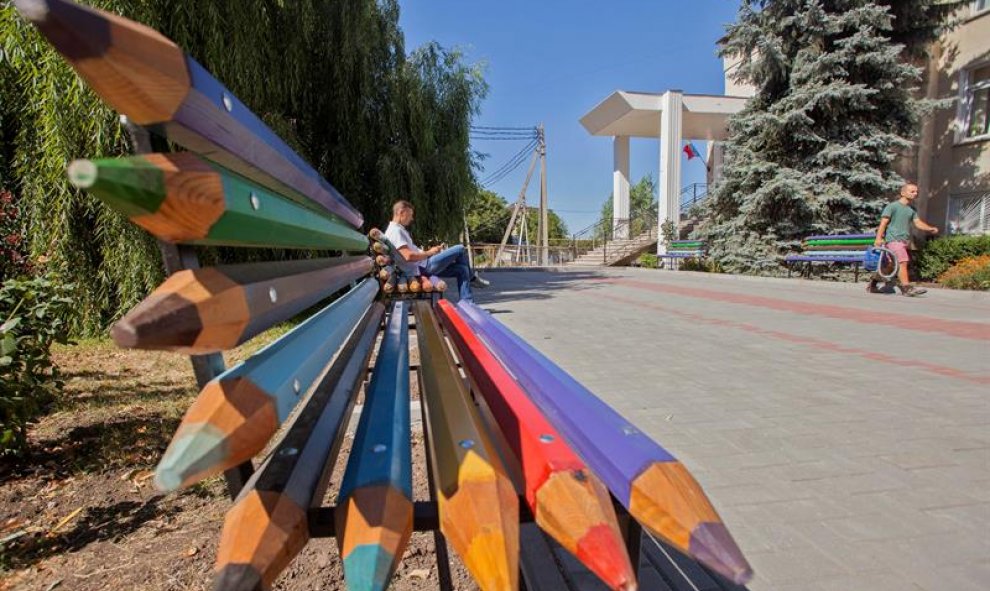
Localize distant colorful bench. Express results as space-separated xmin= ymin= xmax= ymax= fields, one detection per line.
xmin=785 ymin=233 xmax=876 ymax=281
xmin=659 ymin=240 xmax=707 ymax=269
xmin=23 ymin=1 xmax=753 ymax=589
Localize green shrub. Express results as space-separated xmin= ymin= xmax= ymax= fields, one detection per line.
xmin=937 ymin=255 xmax=990 ymax=291
xmin=1 ymin=276 xmax=74 ymax=456
xmin=638 ymin=253 xmax=658 ymax=268
xmin=916 ymin=234 xmax=990 ymax=281
xmin=679 ymin=257 xmax=723 ymax=273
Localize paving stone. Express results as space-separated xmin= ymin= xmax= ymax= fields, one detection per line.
xmin=476 ymin=268 xmax=990 ymax=591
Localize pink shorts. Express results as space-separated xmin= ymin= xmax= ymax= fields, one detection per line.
xmin=885 ymin=241 xmax=910 ymax=264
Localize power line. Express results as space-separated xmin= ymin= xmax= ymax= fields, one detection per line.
xmin=471 ymin=125 xmax=538 ymax=131
xmin=481 ymin=146 xmax=536 ymax=188
xmin=482 ymin=150 xmax=533 ymax=187
xmin=471 ymin=131 xmax=538 ymax=141
xmin=480 ymin=139 xmax=538 ymax=187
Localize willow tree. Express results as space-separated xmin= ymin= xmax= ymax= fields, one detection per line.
xmin=0 ymin=0 xmax=485 ymax=333
xmin=698 ymin=0 xmax=962 ymax=273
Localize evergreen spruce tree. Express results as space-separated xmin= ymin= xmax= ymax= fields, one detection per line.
xmin=698 ymin=0 xmax=961 ymax=274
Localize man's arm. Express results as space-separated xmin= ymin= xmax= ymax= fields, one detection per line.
xmin=396 ymin=244 xmax=441 ymax=263
xmin=874 ymin=217 xmax=890 ymax=246
xmin=913 ymin=217 xmax=939 ymax=234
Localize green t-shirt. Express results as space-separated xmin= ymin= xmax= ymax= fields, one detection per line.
xmin=881 ymin=200 xmax=917 ymax=243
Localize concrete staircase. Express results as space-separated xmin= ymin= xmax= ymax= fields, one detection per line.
xmin=567 ymin=229 xmax=658 ymax=267
xmin=566 ymin=218 xmax=700 ymax=267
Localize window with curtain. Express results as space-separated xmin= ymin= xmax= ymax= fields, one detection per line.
xmin=962 ymin=65 xmax=990 ymax=140
xmin=947 ymin=192 xmax=990 ymax=235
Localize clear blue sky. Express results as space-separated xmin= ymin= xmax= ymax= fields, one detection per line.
xmin=399 ymin=0 xmax=741 ymax=234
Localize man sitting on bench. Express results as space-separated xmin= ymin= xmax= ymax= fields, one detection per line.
xmin=385 ymin=200 xmax=489 ymax=302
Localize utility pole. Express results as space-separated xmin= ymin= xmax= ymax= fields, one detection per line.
xmin=494 ymin=147 xmax=540 ymax=266
xmin=462 ymin=212 xmax=474 ymax=269
xmin=538 ymin=124 xmax=549 ymax=266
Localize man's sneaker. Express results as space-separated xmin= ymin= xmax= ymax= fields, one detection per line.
xmin=866 ymin=279 xmax=880 ymax=294
xmin=471 ymin=273 xmax=490 ymax=288
xmin=901 ymin=284 xmax=927 ymax=297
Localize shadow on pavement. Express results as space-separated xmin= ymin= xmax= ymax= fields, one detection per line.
xmin=470 ymin=269 xmax=611 ymax=308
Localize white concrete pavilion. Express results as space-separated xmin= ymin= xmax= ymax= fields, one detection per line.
xmin=580 ymin=90 xmax=748 ymax=252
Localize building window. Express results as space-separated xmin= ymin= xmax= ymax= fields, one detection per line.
xmin=947 ymin=192 xmax=990 ymax=235
xmin=973 ymin=0 xmax=990 ymax=16
xmin=961 ymin=64 xmax=990 ymax=140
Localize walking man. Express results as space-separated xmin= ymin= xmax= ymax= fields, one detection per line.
xmin=868 ymin=183 xmax=939 ymax=296
xmin=384 ymin=200 xmax=489 ymax=302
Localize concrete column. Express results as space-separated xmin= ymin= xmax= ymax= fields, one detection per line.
xmin=658 ymin=90 xmax=683 ymax=254
xmin=612 ymin=136 xmax=631 ymax=239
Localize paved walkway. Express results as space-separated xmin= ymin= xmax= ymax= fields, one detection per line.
xmin=473 ymin=268 xmax=990 ymax=591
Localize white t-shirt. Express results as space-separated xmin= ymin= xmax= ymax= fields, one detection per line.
xmin=384 ymin=221 xmax=423 ymax=276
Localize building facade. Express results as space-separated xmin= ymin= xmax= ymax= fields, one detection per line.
xmin=581 ymin=2 xmax=990 ymax=246
xmin=915 ymin=1 xmax=990 ymax=235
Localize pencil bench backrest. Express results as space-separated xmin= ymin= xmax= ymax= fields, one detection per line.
xmin=19 ymin=0 xmax=376 ymax=492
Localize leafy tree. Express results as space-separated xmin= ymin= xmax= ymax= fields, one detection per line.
xmin=599 ymin=175 xmax=658 ymax=225
xmin=464 ymin=187 xmax=568 ymax=244
xmin=0 ymin=0 xmax=485 ymax=333
xmin=597 ymin=175 xmax=657 ymax=239
xmin=521 ymin=208 xmax=568 ymax=243
xmin=466 ymin=189 xmax=512 ymax=243
xmin=698 ymin=0 xmax=960 ymax=274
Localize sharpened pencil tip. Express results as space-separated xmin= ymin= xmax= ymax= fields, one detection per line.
xmin=67 ymin=159 xmax=97 ymax=189
xmin=689 ymin=522 xmax=753 ymax=585
xmin=110 ymin=318 xmax=138 ymax=348
xmin=213 ymin=564 xmax=264 ymax=591
xmin=14 ymin=0 xmax=49 ymax=23
xmin=154 ymin=428 xmax=227 ymax=492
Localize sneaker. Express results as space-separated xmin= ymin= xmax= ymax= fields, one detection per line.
xmin=470 ymin=273 xmax=490 ymax=288
xmin=900 ymin=285 xmax=927 ymax=297
xmin=866 ymin=279 xmax=880 ymax=294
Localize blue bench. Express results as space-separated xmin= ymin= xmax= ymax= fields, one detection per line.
xmin=785 ymin=233 xmax=875 ymax=281
xmin=659 ymin=241 xmax=707 ymax=269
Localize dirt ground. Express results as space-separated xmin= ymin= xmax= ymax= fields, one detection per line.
xmin=0 ymin=331 xmax=476 ymax=591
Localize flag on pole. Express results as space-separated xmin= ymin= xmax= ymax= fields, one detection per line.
xmin=683 ymin=142 xmax=710 ymax=171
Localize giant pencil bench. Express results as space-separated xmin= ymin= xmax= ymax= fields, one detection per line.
xmin=784 ymin=233 xmax=876 ymax=281
xmin=20 ymin=1 xmax=753 ymax=590
xmin=659 ymin=241 xmax=707 ymax=270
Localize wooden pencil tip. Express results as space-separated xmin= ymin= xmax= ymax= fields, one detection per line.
xmin=342 ymin=545 xmax=399 ymax=591
xmin=13 ymin=0 xmax=49 ymax=23
xmin=154 ymin=428 xmax=227 ymax=492
xmin=688 ymin=522 xmax=753 ymax=585
xmin=67 ymin=159 xmax=97 ymax=189
xmin=110 ymin=318 xmax=139 ymax=348
xmin=575 ymin=524 xmax=637 ymax=591
xmin=213 ymin=564 xmax=264 ymax=591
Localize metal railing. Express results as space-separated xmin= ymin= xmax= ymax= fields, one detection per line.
xmin=680 ymin=183 xmax=708 ymax=210
xmin=563 ymin=204 xmax=660 ymax=266
xmin=469 ymin=242 xmax=581 ymax=268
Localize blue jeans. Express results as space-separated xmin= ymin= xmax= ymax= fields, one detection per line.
xmin=422 ymin=244 xmax=474 ymax=302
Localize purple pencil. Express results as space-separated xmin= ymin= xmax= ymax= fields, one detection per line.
xmin=457 ymin=301 xmax=752 ymax=585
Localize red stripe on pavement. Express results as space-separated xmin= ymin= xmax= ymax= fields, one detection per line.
xmin=603 ymin=278 xmax=990 ymax=342
xmin=582 ymin=292 xmax=990 ymax=386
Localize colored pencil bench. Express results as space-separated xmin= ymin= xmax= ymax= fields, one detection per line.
xmin=784 ymin=233 xmax=876 ymax=281
xmin=659 ymin=240 xmax=707 ymax=269
xmin=23 ymin=1 xmax=754 ymax=590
